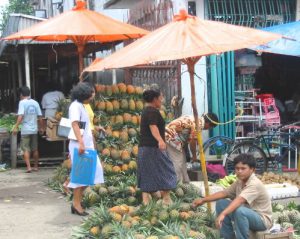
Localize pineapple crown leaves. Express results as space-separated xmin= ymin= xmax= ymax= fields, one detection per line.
xmin=153 ymin=221 xmax=187 ymax=238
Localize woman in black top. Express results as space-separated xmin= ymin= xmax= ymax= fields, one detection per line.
xmin=138 ymin=89 xmax=177 ymax=205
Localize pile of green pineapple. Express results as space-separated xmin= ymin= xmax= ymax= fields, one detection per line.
xmin=72 ymin=177 xmax=219 ymax=239
xmin=272 ymin=201 xmax=300 ymax=234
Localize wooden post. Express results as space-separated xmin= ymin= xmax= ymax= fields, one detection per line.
xmin=186 ymin=58 xmax=211 ymax=212
xmin=10 ymin=133 xmax=17 ymax=169
xmin=25 ymin=45 xmax=31 ymax=88
xmin=78 ymin=44 xmax=85 ymax=81
xmin=111 ymin=45 xmax=117 ymax=84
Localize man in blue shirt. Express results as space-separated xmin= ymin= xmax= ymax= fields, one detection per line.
xmin=12 ymin=86 xmax=43 ymax=173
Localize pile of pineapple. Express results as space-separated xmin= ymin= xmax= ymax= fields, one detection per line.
xmin=93 ymin=83 xmax=172 ymax=175
xmin=272 ymin=201 xmax=300 ymax=233
xmin=50 ymin=83 xmax=219 ymax=238
xmin=73 ymin=179 xmax=219 ymax=239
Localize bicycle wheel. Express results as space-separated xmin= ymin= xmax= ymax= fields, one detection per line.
xmin=224 ymin=142 xmax=267 ymax=175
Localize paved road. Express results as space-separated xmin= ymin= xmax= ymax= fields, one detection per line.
xmin=0 ymin=169 xmax=81 ymax=239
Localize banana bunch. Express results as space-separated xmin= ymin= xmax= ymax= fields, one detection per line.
xmin=216 ymin=174 xmax=237 ymax=188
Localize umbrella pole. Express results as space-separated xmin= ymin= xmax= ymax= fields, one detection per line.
xmin=187 ymin=59 xmax=211 ymax=213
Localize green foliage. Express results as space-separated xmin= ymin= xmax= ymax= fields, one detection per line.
xmin=0 ymin=0 xmax=34 ymax=33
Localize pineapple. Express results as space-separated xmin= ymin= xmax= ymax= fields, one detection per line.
xmin=111 ymin=84 xmax=119 ymax=94
xmin=107 ymin=186 xmax=117 ymax=194
xmin=117 ymin=83 xmax=127 ymax=93
xmin=158 ymin=210 xmax=169 ymax=222
xmin=120 ymin=131 xmax=129 ymax=143
xmin=132 ymin=145 xmax=139 ymax=157
xmin=281 ymin=222 xmax=293 ymax=230
xmin=134 ymin=234 xmax=146 ymax=239
xmin=120 ymin=99 xmax=129 ymax=109
xmin=131 ymin=115 xmax=138 ymax=125
xmin=111 ymin=149 xmax=120 ymax=160
xmin=112 ymin=166 xmax=122 ymax=173
xmin=105 ymin=101 xmax=113 ymax=113
xmin=135 ymin=86 xmax=143 ymax=95
xmin=278 ymin=213 xmax=290 ymax=224
xmin=103 ymin=164 xmax=113 ymax=173
xmin=169 ymin=209 xmax=180 ymax=220
xmin=101 ymin=148 xmax=111 ymax=157
xmin=89 ymin=226 xmax=100 ymax=236
xmin=98 ymin=186 xmax=108 ymax=196
xmin=136 ymin=100 xmax=144 ymax=111
xmin=97 ymin=101 xmax=106 ymax=111
xmin=121 ymin=220 xmax=132 ymax=229
xmin=110 ymin=212 xmax=122 ymax=222
xmin=121 ymin=150 xmax=131 ymax=161
xmin=101 ymin=224 xmax=113 ymax=237
xmin=105 ymin=86 xmax=113 ymax=96
xmin=112 ymin=100 xmax=120 ymax=110
xmin=129 ymin=99 xmax=136 ymax=111
xmin=288 ymin=210 xmax=300 ymax=223
xmin=121 ymin=164 xmax=129 ymax=172
xmin=123 ymin=113 xmax=132 ymax=123
xmin=128 ymin=161 xmax=137 ymax=170
xmin=112 ymin=131 xmax=120 ymax=138
xmin=175 ymin=187 xmax=184 ymax=197
xmin=189 ymin=230 xmax=206 ymax=239
xmin=179 ymin=203 xmax=191 ymax=212
xmin=128 ymin=128 xmax=137 ymax=137
xmin=115 ymin=115 xmax=124 ymax=124
xmin=127 ymin=85 xmax=136 ymax=94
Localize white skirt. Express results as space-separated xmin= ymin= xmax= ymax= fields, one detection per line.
xmin=68 ymin=140 xmax=104 ymax=189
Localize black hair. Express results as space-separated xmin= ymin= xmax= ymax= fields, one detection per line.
xmin=70 ymin=82 xmax=94 ymax=103
xmin=47 ymin=82 xmax=59 ymax=91
xmin=203 ymin=113 xmax=219 ymax=128
xmin=143 ymin=89 xmax=161 ymax=103
xmin=233 ymin=154 xmax=256 ymax=169
xmin=19 ymin=86 xmax=31 ymax=97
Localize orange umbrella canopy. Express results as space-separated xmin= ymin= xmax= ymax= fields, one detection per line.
xmin=4 ymin=0 xmax=148 ymax=74
xmin=4 ymin=1 xmax=148 ymax=44
xmin=83 ymin=10 xmax=281 ymax=208
xmin=84 ymin=10 xmax=280 ymax=72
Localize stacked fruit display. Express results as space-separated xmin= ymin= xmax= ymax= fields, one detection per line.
xmin=257 ymin=172 xmax=300 ymax=189
xmin=93 ymin=83 xmax=144 ymax=175
xmin=73 ymin=183 xmax=218 ymax=239
xmin=49 ymin=83 xmax=219 ymax=238
xmin=272 ymin=201 xmax=300 ymax=235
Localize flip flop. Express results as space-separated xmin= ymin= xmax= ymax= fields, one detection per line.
xmin=25 ymin=170 xmax=32 ymax=173
xmin=32 ymin=168 xmax=39 ymax=172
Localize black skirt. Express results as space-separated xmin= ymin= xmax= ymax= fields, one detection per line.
xmin=137 ymin=146 xmax=177 ymax=192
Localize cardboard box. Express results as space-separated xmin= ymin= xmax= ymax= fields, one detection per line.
xmin=250 ymin=231 xmax=293 ymax=239
xmin=46 ymin=117 xmax=59 ymax=139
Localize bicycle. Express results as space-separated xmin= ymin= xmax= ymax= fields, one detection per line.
xmin=223 ymin=122 xmax=300 ymax=175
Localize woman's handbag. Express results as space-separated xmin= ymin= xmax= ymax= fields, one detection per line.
xmin=70 ymin=148 xmax=97 ymax=185
xmin=57 ymin=117 xmax=85 ymax=140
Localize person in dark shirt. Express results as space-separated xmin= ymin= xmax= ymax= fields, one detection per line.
xmin=138 ymin=89 xmax=177 ymax=205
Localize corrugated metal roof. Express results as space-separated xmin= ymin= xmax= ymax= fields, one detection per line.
xmin=0 ymin=14 xmax=45 ymax=56
xmin=1 ymin=13 xmax=45 ymax=44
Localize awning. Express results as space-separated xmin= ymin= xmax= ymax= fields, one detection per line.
xmin=253 ymin=21 xmax=300 ymax=57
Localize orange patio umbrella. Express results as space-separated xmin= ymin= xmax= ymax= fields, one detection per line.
xmin=3 ymin=0 xmax=148 ymax=77
xmin=83 ymin=10 xmax=281 ymax=210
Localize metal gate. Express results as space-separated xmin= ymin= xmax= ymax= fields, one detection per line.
xmin=126 ymin=0 xmax=181 ymax=104
xmin=205 ymin=0 xmax=296 ymax=138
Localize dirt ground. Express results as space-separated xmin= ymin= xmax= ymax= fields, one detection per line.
xmin=0 ymin=168 xmax=82 ymax=239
